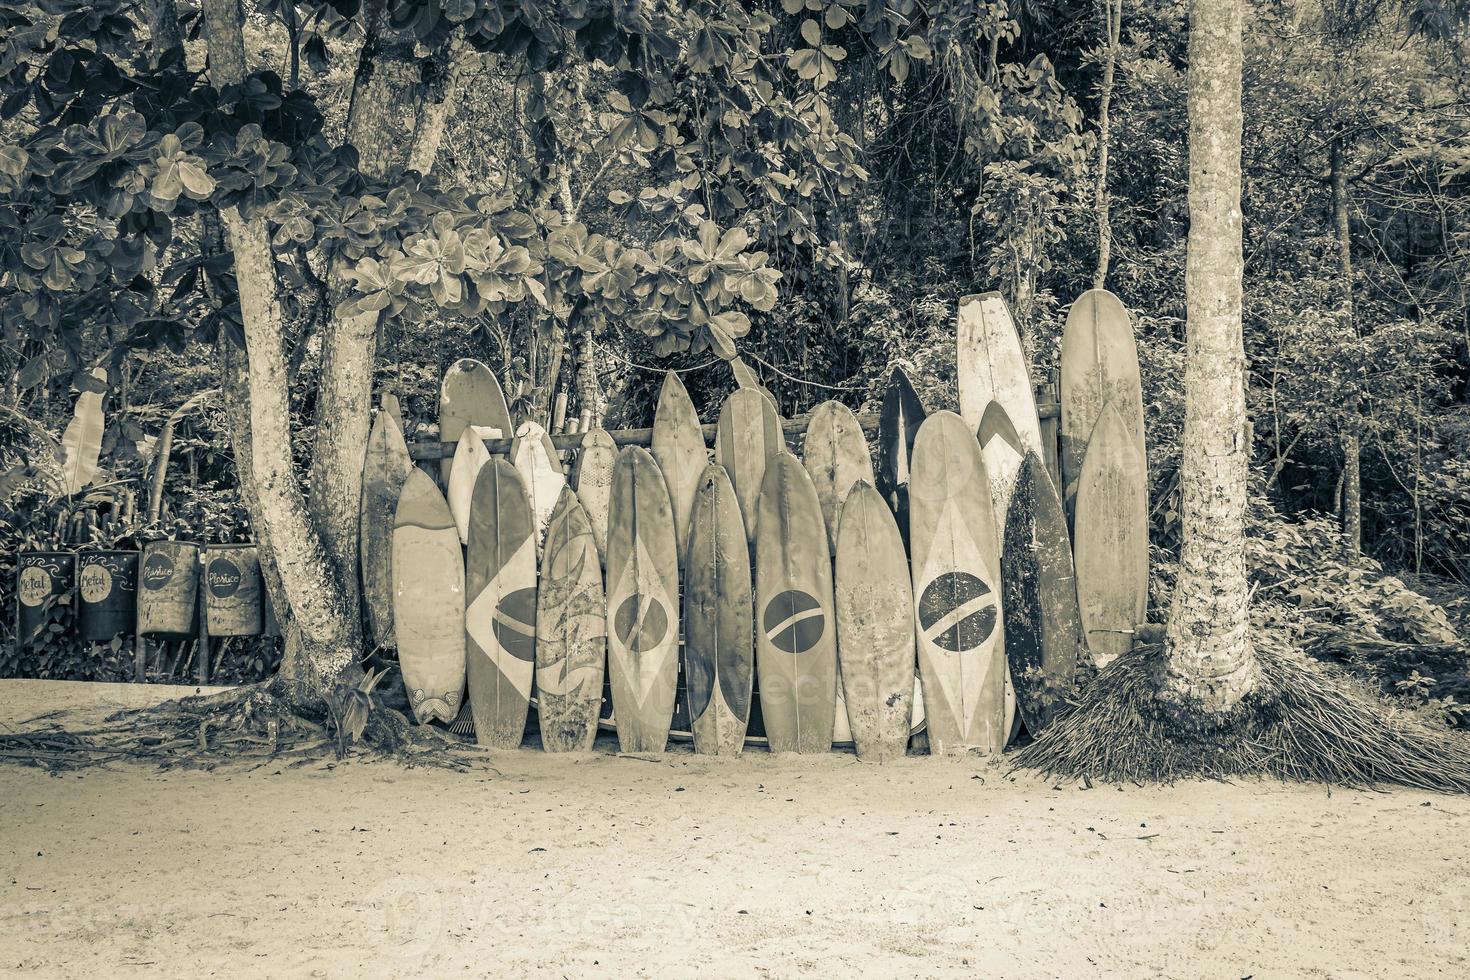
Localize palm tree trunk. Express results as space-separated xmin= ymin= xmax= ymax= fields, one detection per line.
xmin=1161 ymin=0 xmax=1259 ymax=717
xmin=1094 ymin=0 xmax=1123 ymax=290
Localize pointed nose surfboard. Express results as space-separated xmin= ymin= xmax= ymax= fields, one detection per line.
xmin=535 ymin=487 xmax=607 ymax=752
xmin=362 ymin=408 xmax=413 ymax=650
xmin=393 ymin=470 xmax=466 ymax=725
xmin=606 ymin=446 xmax=681 ymax=753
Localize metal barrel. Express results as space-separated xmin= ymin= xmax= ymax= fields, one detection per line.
xmin=15 ymin=551 xmax=75 ymax=647
xmin=202 ymin=544 xmax=263 ymax=637
xmin=76 ymin=550 xmax=139 ymax=641
xmin=136 ymin=541 xmax=200 ymax=637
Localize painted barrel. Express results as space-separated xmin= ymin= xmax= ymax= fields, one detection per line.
xmin=76 ymin=550 xmax=138 ymax=641
xmin=15 ymin=551 xmax=75 ymax=646
xmin=137 ymin=541 xmax=200 ymax=637
xmin=202 ymin=544 xmax=264 ymax=637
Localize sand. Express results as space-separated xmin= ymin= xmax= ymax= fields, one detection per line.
xmin=1 ymin=680 xmax=1467 ymax=978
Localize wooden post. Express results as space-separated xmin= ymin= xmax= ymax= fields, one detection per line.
xmin=551 ymin=392 xmax=568 ymax=434
xmin=135 ymin=635 xmax=147 ymax=683
xmin=196 ymin=550 xmax=210 ymax=685
xmin=1037 ymin=381 xmax=1062 ymax=490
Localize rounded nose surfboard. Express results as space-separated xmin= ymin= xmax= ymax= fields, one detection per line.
xmin=755 ymin=452 xmax=838 ymax=754
xmin=801 ymin=400 xmax=875 ymax=557
xmin=606 ymin=446 xmax=680 ymax=753
xmin=465 ymin=459 xmax=538 ymax=748
xmin=1074 ymin=402 xmax=1148 ymax=667
xmin=392 ymin=470 xmax=466 ymax=725
xmin=536 ymin=486 xmax=607 ymax=752
xmin=875 ymin=367 xmax=927 ymax=549
xmin=361 ymin=407 xmax=413 ymax=649
xmin=651 ymin=371 xmax=708 ymax=560
xmin=447 ymin=429 xmax=493 ymax=545
xmin=1061 ymin=289 xmax=1145 ymax=519
xmin=684 ymin=464 xmax=754 ymax=755
xmin=512 ymin=420 xmax=567 ymax=548
xmin=957 ymin=292 xmax=1044 ymax=453
xmin=574 ymin=427 xmax=618 ymax=564
xmin=1002 ymin=453 xmax=1089 ymax=734
xmin=439 ymin=358 xmax=512 ymax=485
xmin=834 ymin=481 xmax=915 ymax=761
xmin=909 ymin=411 xmax=1007 ymax=755
xmin=715 ymin=387 xmax=784 ymax=547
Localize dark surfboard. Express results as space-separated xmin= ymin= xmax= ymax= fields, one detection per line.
xmin=874 ymin=367 xmax=927 ymax=548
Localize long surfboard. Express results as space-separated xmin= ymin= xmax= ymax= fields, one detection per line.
xmin=605 ymin=446 xmax=680 ymax=753
xmin=447 ymin=429 xmax=492 ymax=545
xmin=574 ymin=427 xmax=617 ymax=564
xmin=1002 ymin=453 xmax=1088 ymax=733
xmin=715 ymin=387 xmax=784 ymax=546
xmin=755 ymin=452 xmax=838 ymax=754
xmin=801 ymin=400 xmax=875 ymax=556
xmin=957 ymin=292 xmax=1044 ymax=452
xmin=977 ymin=402 xmax=1027 ymax=555
xmin=834 ymin=481 xmax=915 ymax=761
xmin=1074 ymin=402 xmax=1148 ymax=667
xmin=392 ymin=470 xmax=465 ymax=725
xmin=874 ymin=366 xmax=926 ymax=548
xmin=1060 ymin=288 xmax=1145 ymax=518
xmin=439 ymin=358 xmax=511 ymax=485
xmin=684 ymin=464 xmax=754 ymax=755
xmin=909 ymin=411 xmax=1007 ymax=755
xmin=650 ymin=371 xmax=707 ymax=559
xmin=361 ymin=407 xmax=413 ymax=649
xmin=536 ymin=487 xmax=606 ymax=752
xmin=512 ymin=420 xmax=566 ymax=546
xmin=464 ymin=459 xmax=537 ymax=748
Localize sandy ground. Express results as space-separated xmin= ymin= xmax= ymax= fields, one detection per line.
xmin=1 ymin=681 xmax=1467 ymax=979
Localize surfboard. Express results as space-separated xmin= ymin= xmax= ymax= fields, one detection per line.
xmin=447 ymin=429 xmax=492 ymax=545
xmin=650 ymin=371 xmax=707 ymax=559
xmin=874 ymin=367 xmax=926 ymax=548
xmin=684 ymin=464 xmax=754 ymax=755
xmin=957 ymin=292 xmax=1044 ymax=451
xmin=801 ymin=400 xmax=875 ymax=556
xmin=754 ymin=452 xmax=837 ymax=754
xmin=512 ymin=420 xmax=566 ymax=546
xmin=1074 ymin=402 xmax=1148 ymax=667
xmin=909 ymin=411 xmax=1007 ymax=755
xmin=536 ymin=486 xmax=606 ymax=752
xmin=1002 ymin=453 xmax=1088 ymax=733
xmin=605 ymin=446 xmax=680 ymax=753
xmin=1060 ymin=288 xmax=1146 ymax=518
xmin=464 ymin=459 xmax=538 ymax=748
xmin=439 ymin=358 xmax=511 ymax=485
xmin=392 ymin=470 xmax=465 ymax=725
xmin=574 ymin=427 xmax=617 ymax=564
xmin=834 ymin=481 xmax=914 ymax=761
xmin=977 ymin=402 xmax=1027 ymax=554
xmin=714 ymin=387 xmax=784 ymax=546
xmin=361 ymin=408 xmax=413 ymax=649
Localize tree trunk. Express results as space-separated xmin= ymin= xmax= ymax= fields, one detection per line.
xmin=1094 ymin=0 xmax=1122 ymax=290
xmin=1161 ymin=0 xmax=1259 ymax=718
xmin=146 ymin=0 xmax=184 ymax=63
xmin=1330 ymin=139 xmax=1362 ymax=561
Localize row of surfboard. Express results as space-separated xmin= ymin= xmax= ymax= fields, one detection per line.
xmin=359 ymin=288 xmax=1149 ymax=759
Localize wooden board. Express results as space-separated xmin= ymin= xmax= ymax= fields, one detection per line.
xmin=536 ymin=486 xmax=607 ymax=752
xmin=909 ymin=411 xmax=1007 ymax=755
xmin=512 ymin=420 xmax=566 ymax=548
xmin=650 ymin=371 xmax=707 ymax=559
xmin=392 ymin=470 xmax=466 ymax=725
xmin=957 ymin=292 xmax=1044 ymax=451
xmin=574 ymin=427 xmax=617 ymax=564
xmin=801 ymin=400 xmax=875 ymax=556
xmin=1002 ymin=453 xmax=1089 ymax=734
xmin=1073 ymin=403 xmax=1148 ymax=667
xmin=1060 ymin=288 xmax=1145 ymax=517
xmin=684 ymin=464 xmax=754 ymax=756
xmin=754 ymin=452 xmax=838 ymax=754
xmin=605 ymin=446 xmax=680 ymax=753
xmin=714 ymin=387 xmax=784 ymax=546
xmin=464 ymin=459 xmax=538 ymax=748
xmin=360 ymin=409 xmax=413 ymax=649
xmin=439 ymin=358 xmax=511 ymax=485
xmin=834 ymin=481 xmax=914 ymax=761
xmin=447 ymin=430 xmax=492 ymax=545
xmin=874 ymin=367 xmax=926 ymax=548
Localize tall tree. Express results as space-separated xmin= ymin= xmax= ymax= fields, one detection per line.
xmin=1161 ymin=0 xmax=1258 ymax=716
xmin=1094 ymin=0 xmax=1123 ymax=290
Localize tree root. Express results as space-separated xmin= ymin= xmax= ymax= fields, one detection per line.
xmin=1013 ymin=636 xmax=1470 ymax=793
xmin=0 ymin=677 xmax=489 ymax=773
